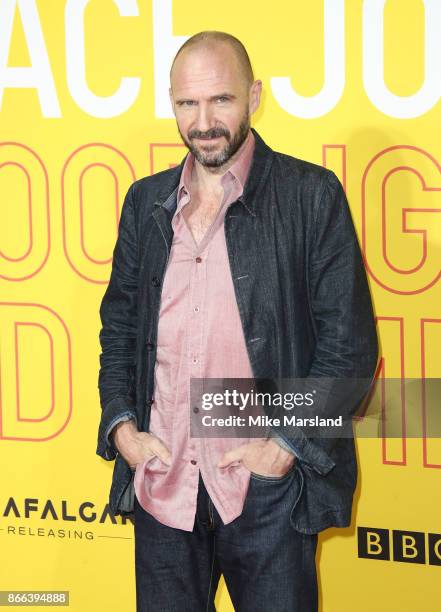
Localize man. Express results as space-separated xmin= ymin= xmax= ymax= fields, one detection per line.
xmin=97 ymin=31 xmax=378 ymax=611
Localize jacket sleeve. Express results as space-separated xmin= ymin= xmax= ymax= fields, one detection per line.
xmin=274 ymin=170 xmax=379 ymax=475
xmin=96 ymin=182 xmax=139 ymax=461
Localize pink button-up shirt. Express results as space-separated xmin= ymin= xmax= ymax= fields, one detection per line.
xmin=134 ymin=130 xmax=263 ymax=531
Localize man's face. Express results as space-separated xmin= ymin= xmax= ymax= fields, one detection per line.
xmin=169 ymin=43 xmax=261 ymax=168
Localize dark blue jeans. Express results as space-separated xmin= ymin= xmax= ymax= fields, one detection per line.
xmin=134 ymin=467 xmax=318 ymax=611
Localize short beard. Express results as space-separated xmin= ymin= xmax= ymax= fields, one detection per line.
xmin=179 ymin=110 xmax=250 ymax=168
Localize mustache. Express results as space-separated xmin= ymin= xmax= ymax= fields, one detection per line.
xmin=188 ymin=127 xmax=230 ymax=140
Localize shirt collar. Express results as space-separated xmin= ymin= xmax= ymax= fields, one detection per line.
xmin=177 ymin=129 xmax=255 ymax=210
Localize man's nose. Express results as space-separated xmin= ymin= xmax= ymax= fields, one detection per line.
xmin=194 ymin=104 xmax=215 ymax=133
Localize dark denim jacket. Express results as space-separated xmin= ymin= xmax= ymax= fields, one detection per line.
xmin=97 ymin=128 xmax=379 ymax=534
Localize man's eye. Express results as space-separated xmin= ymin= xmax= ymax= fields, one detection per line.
xmin=216 ymin=97 xmax=229 ymax=103
xmin=179 ymin=100 xmax=196 ymax=106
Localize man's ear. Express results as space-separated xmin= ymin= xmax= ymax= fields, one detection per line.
xmin=169 ymin=87 xmax=176 ymax=116
xmin=249 ymin=80 xmax=262 ymax=115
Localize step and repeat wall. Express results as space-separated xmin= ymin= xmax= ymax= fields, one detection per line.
xmin=1 ymin=1 xmax=440 ymax=610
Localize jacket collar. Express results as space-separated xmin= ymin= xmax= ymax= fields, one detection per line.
xmin=153 ymin=127 xmax=274 ymax=217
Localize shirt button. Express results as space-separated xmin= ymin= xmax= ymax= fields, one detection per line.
xmin=190 ymin=459 xmax=197 ymax=465
xmin=192 ymin=358 xmax=198 ymax=364
xmin=193 ymin=406 xmax=199 ymax=413
xmin=151 ymin=276 xmax=160 ymax=287
xmin=146 ymin=342 xmax=155 ymax=351
xmin=194 ymin=306 xmax=199 ymax=312
xmin=195 ymin=257 xmax=202 ymax=263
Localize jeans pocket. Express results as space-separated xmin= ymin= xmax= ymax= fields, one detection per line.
xmin=250 ymin=462 xmax=297 ymax=482
xmin=289 ymin=464 xmax=305 ymax=528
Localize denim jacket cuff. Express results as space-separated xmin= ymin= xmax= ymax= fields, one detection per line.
xmin=97 ymin=396 xmax=137 ymax=461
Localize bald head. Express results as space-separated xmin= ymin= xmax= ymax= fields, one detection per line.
xmin=168 ymin=31 xmax=261 ymax=171
xmin=170 ymin=31 xmax=254 ymax=90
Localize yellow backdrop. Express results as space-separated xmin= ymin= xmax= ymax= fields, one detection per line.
xmin=1 ymin=1 xmax=440 ymax=610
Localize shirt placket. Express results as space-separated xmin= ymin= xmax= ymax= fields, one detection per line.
xmin=183 ymin=231 xmax=209 ymax=484
xmin=195 ymin=189 xmax=237 ymax=501
xmin=184 ymin=205 xmax=225 ymax=484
